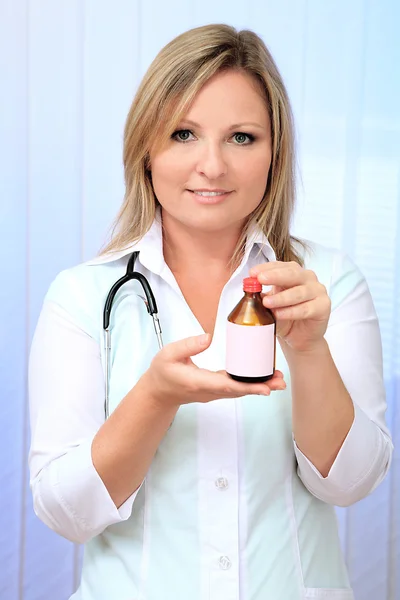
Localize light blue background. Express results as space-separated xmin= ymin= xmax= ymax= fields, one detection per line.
xmin=0 ymin=1 xmax=399 ymax=598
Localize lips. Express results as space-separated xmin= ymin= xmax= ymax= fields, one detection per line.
xmin=190 ymin=189 xmax=231 ymax=194
xmin=187 ymin=189 xmax=232 ymax=204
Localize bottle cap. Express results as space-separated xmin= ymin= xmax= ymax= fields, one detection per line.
xmin=243 ymin=277 xmax=262 ymax=292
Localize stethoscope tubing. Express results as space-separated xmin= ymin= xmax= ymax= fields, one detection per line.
xmin=103 ymin=252 xmax=163 ymax=419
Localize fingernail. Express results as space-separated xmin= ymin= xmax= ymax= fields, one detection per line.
xmin=199 ymin=333 xmax=210 ymax=345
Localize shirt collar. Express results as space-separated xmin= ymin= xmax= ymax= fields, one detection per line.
xmin=85 ymin=208 xmax=164 ymax=273
xmin=245 ymin=220 xmax=276 ymax=263
xmin=85 ymin=209 xmax=276 ymax=271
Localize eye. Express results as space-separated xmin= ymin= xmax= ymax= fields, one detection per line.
xmin=232 ymin=132 xmax=255 ymax=145
xmin=171 ymin=129 xmax=195 ymax=143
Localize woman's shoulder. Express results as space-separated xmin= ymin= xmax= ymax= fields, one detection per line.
xmin=293 ymin=236 xmax=359 ymax=274
xmin=43 ymin=254 xmax=130 ymax=338
xmin=292 ymin=236 xmax=338 ymax=262
xmin=292 ymin=237 xmax=366 ymax=308
xmin=47 ymin=254 xmax=125 ymax=297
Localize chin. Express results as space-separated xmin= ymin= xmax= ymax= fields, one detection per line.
xmin=184 ymin=210 xmax=240 ymax=232
xmin=161 ymin=204 xmax=248 ymax=233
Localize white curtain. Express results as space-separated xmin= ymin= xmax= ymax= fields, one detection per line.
xmin=1 ymin=1 xmax=398 ymax=598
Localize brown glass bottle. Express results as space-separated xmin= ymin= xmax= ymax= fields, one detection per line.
xmin=226 ymin=277 xmax=276 ymax=383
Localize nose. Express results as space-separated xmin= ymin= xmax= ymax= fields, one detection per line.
xmin=195 ymin=141 xmax=228 ymax=180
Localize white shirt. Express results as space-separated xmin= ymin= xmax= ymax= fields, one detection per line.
xmin=28 ymin=214 xmax=392 ymax=600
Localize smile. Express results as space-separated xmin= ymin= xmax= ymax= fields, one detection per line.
xmin=187 ymin=190 xmax=232 ymax=204
xmin=192 ymin=190 xmax=229 ymax=197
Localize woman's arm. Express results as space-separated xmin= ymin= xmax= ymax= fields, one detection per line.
xmin=29 ymin=296 xmax=284 ymax=544
xmin=91 ymin=377 xmax=179 ymax=510
xmin=290 ymin=273 xmax=393 ymax=506
xmin=251 ymin=251 xmax=393 ymax=506
xmin=29 ymin=300 xmax=177 ymax=544
xmin=282 ymin=337 xmax=355 ymax=479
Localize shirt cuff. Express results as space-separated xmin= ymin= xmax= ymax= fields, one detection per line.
xmin=293 ymin=402 xmax=391 ymax=506
xmin=35 ymin=438 xmax=143 ymax=543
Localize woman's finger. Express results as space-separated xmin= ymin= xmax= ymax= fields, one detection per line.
xmin=257 ymin=265 xmax=317 ymax=287
xmin=272 ymin=295 xmax=331 ymax=321
xmin=254 ymin=262 xmax=318 ymax=288
xmin=267 ymin=374 xmax=287 ymax=391
xmin=202 ymin=369 xmax=286 ymax=398
xmin=215 ymin=369 xmax=284 ymax=381
xmin=249 ymin=261 xmax=286 ymax=276
xmin=263 ymin=282 xmax=325 ymax=309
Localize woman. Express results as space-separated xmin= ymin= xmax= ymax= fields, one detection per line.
xmin=29 ymin=24 xmax=392 ymax=600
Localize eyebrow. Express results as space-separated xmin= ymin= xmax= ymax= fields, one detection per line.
xmin=179 ymin=119 xmax=266 ymax=130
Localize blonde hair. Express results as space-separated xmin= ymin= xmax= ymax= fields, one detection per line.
xmin=100 ymin=23 xmax=306 ymax=268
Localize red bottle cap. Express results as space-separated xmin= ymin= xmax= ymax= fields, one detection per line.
xmin=243 ymin=277 xmax=262 ymax=293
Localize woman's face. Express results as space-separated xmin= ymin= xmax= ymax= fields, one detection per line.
xmin=149 ymin=69 xmax=272 ymax=234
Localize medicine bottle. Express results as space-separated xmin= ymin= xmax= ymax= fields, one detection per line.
xmin=226 ymin=277 xmax=276 ymax=382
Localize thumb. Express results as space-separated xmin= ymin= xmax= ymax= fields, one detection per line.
xmin=166 ymin=333 xmax=212 ymax=362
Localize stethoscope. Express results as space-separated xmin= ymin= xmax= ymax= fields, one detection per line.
xmin=102 ymin=251 xmax=164 ymax=419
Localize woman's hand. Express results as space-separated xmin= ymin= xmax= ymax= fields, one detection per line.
xmin=142 ymin=333 xmax=286 ymax=409
xmin=249 ymin=261 xmax=331 ymax=353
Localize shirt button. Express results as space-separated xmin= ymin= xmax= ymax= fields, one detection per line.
xmin=215 ymin=477 xmax=229 ymax=490
xmin=219 ymin=556 xmax=232 ymax=570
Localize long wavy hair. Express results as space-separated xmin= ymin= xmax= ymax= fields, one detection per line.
xmin=100 ymin=23 xmax=306 ymax=268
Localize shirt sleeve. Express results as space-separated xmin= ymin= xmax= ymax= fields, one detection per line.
xmin=28 ymin=299 xmax=142 ymax=544
xmin=294 ymin=251 xmax=393 ymax=507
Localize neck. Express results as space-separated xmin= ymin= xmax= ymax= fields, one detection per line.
xmin=162 ymin=210 xmax=245 ymax=277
